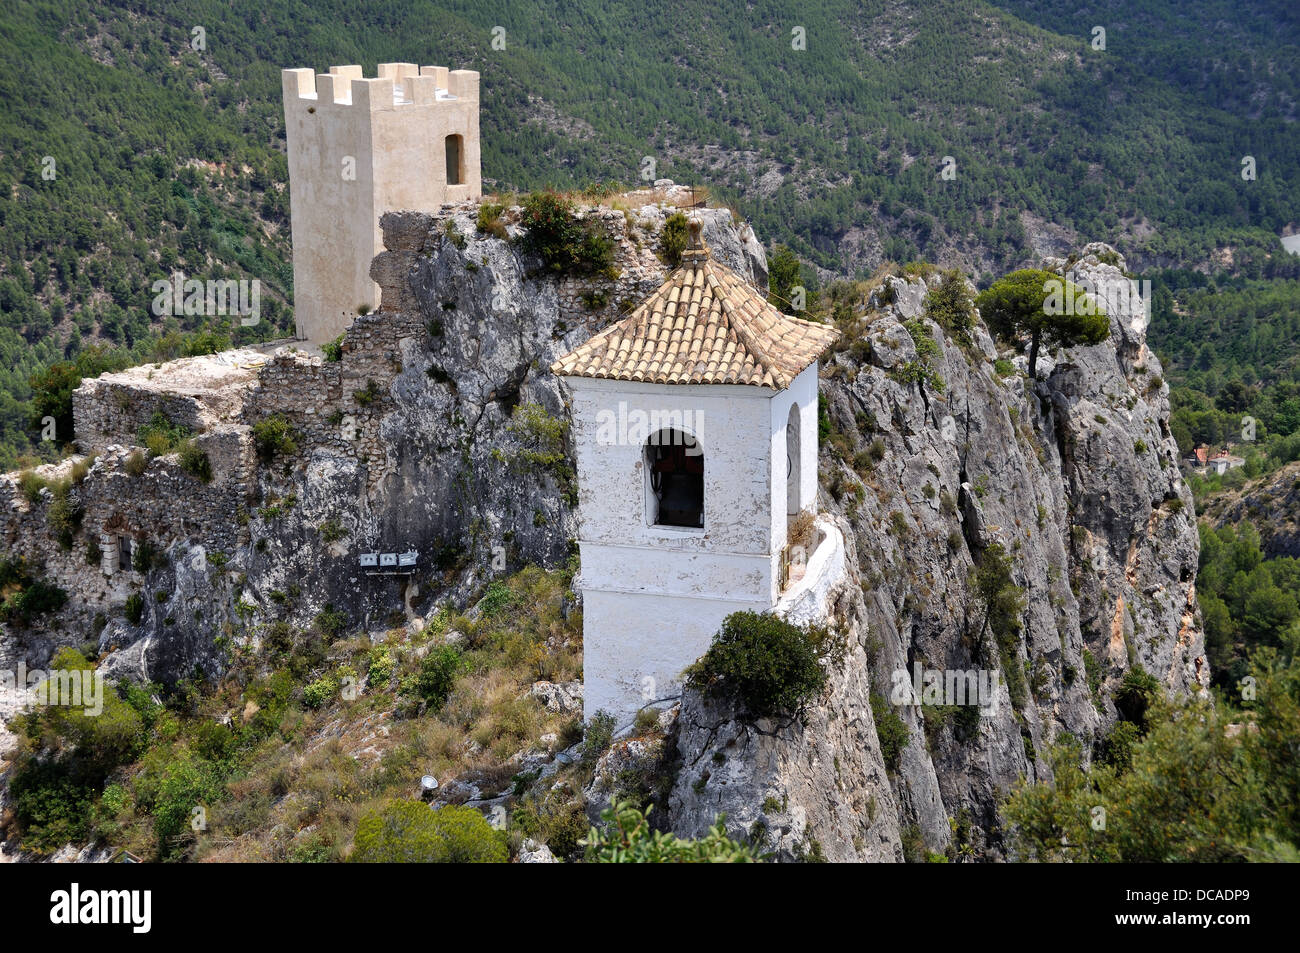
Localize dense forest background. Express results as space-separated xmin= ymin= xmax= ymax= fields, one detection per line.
xmin=0 ymin=0 xmax=1298 ymax=471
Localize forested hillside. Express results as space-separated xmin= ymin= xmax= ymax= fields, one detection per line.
xmin=1 ymin=0 xmax=1298 ymax=469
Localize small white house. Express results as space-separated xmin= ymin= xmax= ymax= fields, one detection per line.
xmin=1208 ymin=452 xmax=1246 ymax=476
xmin=552 ymin=220 xmax=839 ymax=723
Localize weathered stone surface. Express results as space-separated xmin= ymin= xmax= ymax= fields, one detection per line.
xmin=527 ymin=680 xmax=583 ymax=715
xmin=670 ymin=584 xmax=904 ymax=862
xmin=517 ymin=838 xmax=557 ymax=863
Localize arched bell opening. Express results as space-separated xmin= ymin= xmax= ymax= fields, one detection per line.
xmin=645 ymin=428 xmax=703 ymax=528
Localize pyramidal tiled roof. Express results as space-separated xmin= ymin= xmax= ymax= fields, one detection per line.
xmin=551 ymin=220 xmax=839 ymax=389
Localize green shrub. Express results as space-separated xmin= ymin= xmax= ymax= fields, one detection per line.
xmin=124 ymin=450 xmax=148 ymax=476
xmin=47 ymin=484 xmax=82 ymax=548
xmin=0 ymin=577 xmax=68 ymax=625
xmin=442 ymin=219 xmax=467 ymax=250
xmin=923 ymin=269 xmax=975 ymax=342
xmin=870 ymin=694 xmax=910 ymax=770
xmin=687 ymin=611 xmax=837 ymax=718
xmin=407 ymin=645 xmax=463 ymax=709
xmin=18 ymin=470 xmax=47 ymax=503
xmin=303 ymin=675 xmax=338 ymax=710
xmin=583 ymin=799 xmax=757 ymax=863
xmin=1114 ymin=665 xmax=1161 ymax=729
xmin=124 ymin=592 xmax=144 ymax=624
xmin=313 ymin=604 xmax=346 ymax=639
xmin=8 ymin=760 xmax=95 ymax=852
xmin=351 ymin=801 xmax=507 ymax=863
xmin=177 ymin=439 xmax=212 ymax=482
xmin=322 ymin=335 xmax=344 ymax=362
xmin=478 ymin=581 xmax=515 ymax=619
xmin=144 ymin=752 xmax=224 ymax=858
xmin=367 ymin=647 xmax=395 ymax=687
xmin=0 ymin=559 xmax=68 ymax=625
xmin=581 ymin=710 xmax=617 ymax=762
xmin=518 ymin=191 xmax=615 ymax=277
xmin=971 ymin=543 xmax=1027 ymax=707
xmin=353 ymin=380 xmax=382 ymax=406
xmin=1097 ymin=720 xmax=1142 ymax=772
xmin=506 ymin=402 xmax=569 ymax=473
xmin=252 ymin=414 xmax=298 ymax=462
xmin=138 ymin=411 xmax=190 ymax=458
xmin=318 ymin=518 xmax=345 ymax=543
xmin=661 ymin=211 xmax=689 ymax=267
xmin=476 ymin=202 xmax=508 ymax=239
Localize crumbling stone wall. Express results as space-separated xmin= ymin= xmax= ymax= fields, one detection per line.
xmin=0 ymin=444 xmax=252 ymax=637
xmin=72 ymin=387 xmax=206 ymax=453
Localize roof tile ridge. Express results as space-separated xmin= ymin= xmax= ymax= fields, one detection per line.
xmin=702 ymin=261 xmax=785 ymax=387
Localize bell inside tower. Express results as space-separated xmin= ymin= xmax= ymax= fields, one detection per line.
xmin=646 ymin=430 xmax=703 ymax=528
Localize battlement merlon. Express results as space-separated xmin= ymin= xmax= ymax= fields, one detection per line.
xmin=282 ymin=64 xmax=480 ymax=109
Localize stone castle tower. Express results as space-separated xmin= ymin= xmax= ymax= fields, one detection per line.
xmin=552 ymin=221 xmax=840 ymax=723
xmin=281 ymin=63 xmax=482 ymax=345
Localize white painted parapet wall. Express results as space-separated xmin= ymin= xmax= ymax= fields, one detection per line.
xmin=774 ymin=515 xmax=847 ymax=627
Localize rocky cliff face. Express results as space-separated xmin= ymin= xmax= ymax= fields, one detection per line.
xmin=667 ymin=248 xmax=1205 ymax=861
xmin=1 ymin=192 xmax=1203 ymax=860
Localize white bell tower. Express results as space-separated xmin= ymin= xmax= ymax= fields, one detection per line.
xmin=553 ymin=221 xmax=838 ymax=723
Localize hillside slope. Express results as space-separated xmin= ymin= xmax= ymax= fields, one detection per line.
xmin=2 ymin=0 xmax=1298 ymax=469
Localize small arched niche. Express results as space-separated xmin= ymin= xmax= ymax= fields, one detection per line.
xmin=786 ymin=401 xmax=802 ymax=516
xmin=645 ymin=428 xmax=703 ymax=528
xmin=445 ymin=134 xmax=464 ymax=186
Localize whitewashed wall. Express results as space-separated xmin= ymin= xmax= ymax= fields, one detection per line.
xmin=566 ymin=367 xmax=824 ymax=723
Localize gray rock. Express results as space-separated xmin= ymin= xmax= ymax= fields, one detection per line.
xmin=670 ymin=254 xmax=1205 ymax=861
xmin=527 ymin=679 xmax=583 ymax=715
xmin=518 ymin=839 xmax=557 ymax=863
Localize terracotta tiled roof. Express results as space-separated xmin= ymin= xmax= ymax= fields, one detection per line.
xmin=551 ymin=221 xmax=838 ymax=389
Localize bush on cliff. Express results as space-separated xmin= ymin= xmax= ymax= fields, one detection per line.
xmin=518 ymin=191 xmax=616 ymax=278
xmin=405 ymin=645 xmax=463 ymax=711
xmin=661 ymin=211 xmax=689 ymax=267
xmin=251 ymin=414 xmax=298 ymax=462
xmin=138 ymin=411 xmax=190 ymax=458
xmin=0 ymin=556 xmax=68 ymax=626
xmin=177 ymin=438 xmax=212 ymax=482
xmin=687 ymin=611 xmax=839 ymax=719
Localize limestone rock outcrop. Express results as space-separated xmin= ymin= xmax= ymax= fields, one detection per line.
xmin=667 ymin=246 xmax=1204 ymax=860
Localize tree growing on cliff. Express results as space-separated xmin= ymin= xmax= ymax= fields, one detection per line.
xmin=975 ymin=269 xmax=1109 ymax=378
xmin=767 ymin=245 xmax=819 ymax=319
xmin=686 ymin=611 xmax=842 ymax=719
xmin=1003 ymin=651 xmax=1300 ymax=862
